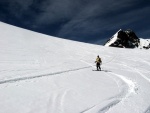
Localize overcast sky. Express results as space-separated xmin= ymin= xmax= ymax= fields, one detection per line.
xmin=0 ymin=0 xmax=149 ymax=44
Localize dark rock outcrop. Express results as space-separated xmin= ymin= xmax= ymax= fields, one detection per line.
xmin=109 ymin=29 xmax=140 ymax=48
xmin=104 ymin=29 xmax=149 ymax=49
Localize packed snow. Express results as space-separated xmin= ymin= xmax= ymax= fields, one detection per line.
xmin=139 ymin=38 xmax=150 ymax=49
xmin=0 ymin=22 xmax=150 ymax=113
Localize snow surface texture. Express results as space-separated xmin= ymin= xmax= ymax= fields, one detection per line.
xmin=0 ymin=22 xmax=150 ymax=113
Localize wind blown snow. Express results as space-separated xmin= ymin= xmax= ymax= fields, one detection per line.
xmin=0 ymin=22 xmax=150 ymax=113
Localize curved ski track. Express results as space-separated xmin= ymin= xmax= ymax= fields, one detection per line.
xmin=1 ymin=55 xmax=149 ymax=113
xmin=81 ymin=56 xmax=139 ymax=113
xmin=145 ymin=106 xmax=150 ymax=113
xmin=81 ymin=71 xmax=138 ymax=113
xmin=101 ymin=62 xmax=150 ymax=113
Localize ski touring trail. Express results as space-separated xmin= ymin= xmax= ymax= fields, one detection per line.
xmin=0 ymin=66 xmax=90 ymax=85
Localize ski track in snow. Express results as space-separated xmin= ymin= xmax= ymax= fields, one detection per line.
xmin=119 ymin=63 xmax=150 ymax=83
xmin=78 ymin=62 xmax=138 ymax=113
xmin=81 ymin=99 xmax=120 ymax=113
xmin=145 ymin=106 xmax=150 ymax=113
xmin=82 ymin=71 xmax=138 ymax=113
xmin=109 ymin=72 xmax=138 ymax=99
xmin=47 ymin=89 xmax=69 ymax=113
xmin=81 ymin=41 xmax=148 ymax=113
xmin=99 ymin=73 xmax=136 ymax=112
xmin=111 ymin=61 xmax=150 ymax=113
xmin=0 ymin=66 xmax=90 ymax=85
xmin=97 ymin=99 xmax=120 ymax=113
xmin=134 ymin=68 xmax=150 ymax=83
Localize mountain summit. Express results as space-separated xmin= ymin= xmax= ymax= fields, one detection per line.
xmin=104 ymin=29 xmax=150 ymax=49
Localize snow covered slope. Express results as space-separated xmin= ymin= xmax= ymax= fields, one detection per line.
xmin=0 ymin=22 xmax=150 ymax=113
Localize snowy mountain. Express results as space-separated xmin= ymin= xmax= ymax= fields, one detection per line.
xmin=104 ymin=29 xmax=150 ymax=49
xmin=0 ymin=22 xmax=150 ymax=113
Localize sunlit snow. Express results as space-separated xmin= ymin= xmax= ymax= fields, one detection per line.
xmin=0 ymin=22 xmax=150 ymax=113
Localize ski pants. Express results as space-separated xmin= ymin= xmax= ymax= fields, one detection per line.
xmin=96 ymin=63 xmax=101 ymax=70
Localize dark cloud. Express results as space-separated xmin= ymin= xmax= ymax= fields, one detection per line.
xmin=56 ymin=1 xmax=149 ymax=41
xmin=0 ymin=0 xmax=150 ymax=43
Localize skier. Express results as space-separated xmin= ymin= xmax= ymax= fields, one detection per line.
xmin=95 ymin=55 xmax=102 ymax=71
